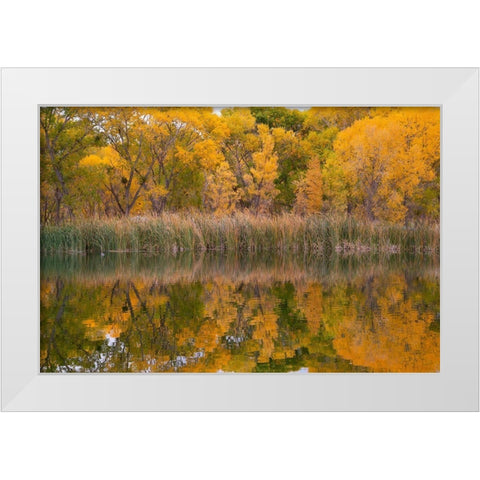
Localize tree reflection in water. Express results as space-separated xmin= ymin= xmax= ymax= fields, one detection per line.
xmin=40 ymin=252 xmax=439 ymax=373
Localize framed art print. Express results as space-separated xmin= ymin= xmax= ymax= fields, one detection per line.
xmin=1 ymin=68 xmax=478 ymax=410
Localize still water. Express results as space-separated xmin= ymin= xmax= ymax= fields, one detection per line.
xmin=40 ymin=252 xmax=439 ymax=373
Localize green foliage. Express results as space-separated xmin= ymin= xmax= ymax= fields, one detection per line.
xmin=250 ymin=107 xmax=305 ymax=132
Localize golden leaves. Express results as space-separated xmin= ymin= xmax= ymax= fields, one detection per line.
xmin=41 ymin=106 xmax=440 ymax=223
xmin=40 ymin=264 xmax=439 ymax=373
xmin=245 ymin=124 xmax=279 ymax=213
xmin=204 ymin=161 xmax=239 ymax=215
xmin=294 ymin=156 xmax=323 ymax=214
xmin=331 ymin=108 xmax=440 ymax=222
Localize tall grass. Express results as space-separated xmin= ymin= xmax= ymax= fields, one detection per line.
xmin=40 ymin=213 xmax=440 ymax=255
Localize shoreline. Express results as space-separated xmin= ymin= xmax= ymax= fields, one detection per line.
xmin=40 ymin=213 xmax=440 ymax=255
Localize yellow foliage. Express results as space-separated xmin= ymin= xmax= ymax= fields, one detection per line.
xmin=222 ymin=108 xmax=256 ymax=136
xmin=294 ymin=157 xmax=323 ymax=214
xmin=194 ymin=138 xmax=224 ymax=170
xmin=204 ymin=161 xmax=239 ymax=214
xmin=42 ymin=106 xmax=439 ymax=224
xmin=245 ymin=124 xmax=279 ymax=213
xmin=332 ymin=108 xmax=439 ymax=223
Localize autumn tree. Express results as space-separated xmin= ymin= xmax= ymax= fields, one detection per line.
xmin=40 ymin=107 xmax=99 ymax=222
xmin=86 ymin=108 xmax=156 ymax=216
xmin=204 ymin=160 xmax=239 ymax=214
xmin=77 ymin=147 xmax=129 ymax=217
xmin=294 ymin=156 xmax=323 ymax=214
xmin=145 ymin=108 xmax=227 ymax=212
xmin=40 ymin=106 xmax=440 ymax=224
xmin=397 ymin=108 xmax=440 ymax=221
xmin=298 ymin=126 xmax=339 ymax=214
xmin=220 ymin=108 xmax=260 ymax=208
xmin=331 ymin=108 xmax=439 ymax=223
xmin=221 ymin=111 xmax=283 ymax=212
xmin=244 ymin=124 xmax=279 ymax=213
xmin=304 ymin=107 xmax=371 ymax=132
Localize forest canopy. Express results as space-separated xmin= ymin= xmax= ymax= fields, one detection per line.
xmin=40 ymin=106 xmax=440 ymax=225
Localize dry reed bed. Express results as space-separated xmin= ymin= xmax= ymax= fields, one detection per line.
xmin=41 ymin=252 xmax=439 ymax=287
xmin=41 ymin=213 xmax=440 ymax=255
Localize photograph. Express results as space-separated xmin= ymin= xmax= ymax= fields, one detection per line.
xmin=1 ymin=3 xmax=479 ymax=477
xmin=40 ymin=106 xmax=440 ymax=373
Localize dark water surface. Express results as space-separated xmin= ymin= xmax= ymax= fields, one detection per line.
xmin=40 ymin=252 xmax=439 ymax=373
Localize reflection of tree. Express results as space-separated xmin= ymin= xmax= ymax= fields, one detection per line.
xmin=325 ymin=274 xmax=440 ymax=372
xmin=41 ymin=278 xmax=70 ymax=371
xmin=40 ymin=267 xmax=440 ymax=373
xmin=41 ymin=277 xmax=124 ymax=372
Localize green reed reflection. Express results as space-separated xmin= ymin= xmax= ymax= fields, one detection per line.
xmin=40 ymin=252 xmax=439 ymax=373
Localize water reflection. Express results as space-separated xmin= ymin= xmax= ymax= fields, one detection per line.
xmin=40 ymin=252 xmax=439 ymax=373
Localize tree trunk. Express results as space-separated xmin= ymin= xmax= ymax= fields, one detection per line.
xmin=54 ymin=188 xmax=63 ymax=223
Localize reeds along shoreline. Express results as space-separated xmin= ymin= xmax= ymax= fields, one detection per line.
xmin=41 ymin=250 xmax=439 ymax=287
xmin=40 ymin=213 xmax=440 ymax=255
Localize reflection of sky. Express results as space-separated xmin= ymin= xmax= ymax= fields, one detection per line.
xmin=290 ymin=367 xmax=309 ymax=374
xmin=216 ymin=367 xmax=309 ymax=374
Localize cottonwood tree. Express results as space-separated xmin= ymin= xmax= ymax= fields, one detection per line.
xmin=331 ymin=108 xmax=439 ymax=223
xmin=294 ymin=156 xmax=323 ymax=214
xmin=204 ymin=160 xmax=239 ymax=214
xmin=245 ymin=124 xmax=279 ymax=214
xmin=40 ymin=107 xmax=98 ymax=222
xmin=304 ymin=107 xmax=371 ymax=131
xmin=87 ymin=108 xmax=155 ymax=216
xmin=145 ymin=108 xmax=229 ymax=212
xmin=220 ymin=108 xmax=260 ymax=208
xmin=40 ymin=106 xmax=440 ymax=224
